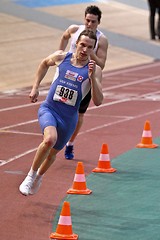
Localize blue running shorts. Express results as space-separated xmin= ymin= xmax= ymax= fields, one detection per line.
xmin=38 ymin=102 xmax=78 ymax=150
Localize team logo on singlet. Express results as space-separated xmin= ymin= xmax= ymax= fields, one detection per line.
xmin=77 ymin=75 xmax=83 ymax=82
xmin=65 ymin=70 xmax=78 ymax=81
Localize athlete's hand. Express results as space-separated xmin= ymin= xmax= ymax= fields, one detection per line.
xmin=29 ymin=88 xmax=39 ymax=103
xmin=88 ymin=60 xmax=96 ymax=80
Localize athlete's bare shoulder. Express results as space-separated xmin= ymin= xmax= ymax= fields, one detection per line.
xmin=53 ymin=50 xmax=67 ymax=63
xmin=44 ymin=50 xmax=67 ymax=66
xmin=99 ymin=32 xmax=108 ymax=45
xmin=67 ymin=24 xmax=80 ymax=35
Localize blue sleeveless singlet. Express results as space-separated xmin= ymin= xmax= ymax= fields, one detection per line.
xmin=38 ymin=52 xmax=90 ymax=150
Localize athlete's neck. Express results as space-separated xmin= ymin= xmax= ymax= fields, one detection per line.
xmin=71 ymin=54 xmax=89 ymax=67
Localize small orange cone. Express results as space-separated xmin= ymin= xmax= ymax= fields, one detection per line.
xmin=92 ymin=143 xmax=117 ymax=173
xmin=67 ymin=162 xmax=92 ymax=195
xmin=50 ymin=201 xmax=78 ymax=240
xmin=136 ymin=120 xmax=158 ymax=148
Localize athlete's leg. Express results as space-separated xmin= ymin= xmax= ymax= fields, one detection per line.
xmin=65 ymin=91 xmax=91 ymax=159
xmin=31 ymin=126 xmax=57 ymax=172
xmin=65 ymin=113 xmax=84 ymax=160
xmin=29 ymin=148 xmax=59 ymax=195
xmin=38 ymin=147 xmax=59 ymax=175
xmin=69 ymin=113 xmax=84 ymax=142
xmin=19 ymin=126 xmax=58 ymax=195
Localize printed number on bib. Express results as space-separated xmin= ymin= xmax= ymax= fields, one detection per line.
xmin=53 ymin=85 xmax=77 ymax=106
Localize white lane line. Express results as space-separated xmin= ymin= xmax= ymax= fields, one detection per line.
xmin=0 ymin=148 xmax=37 ymax=167
xmin=0 ymin=87 xmax=160 ymax=136
xmin=85 ymin=113 xmax=132 ymax=119
xmin=4 ymin=170 xmax=24 ymax=175
xmin=79 ymin=107 xmax=160 ymax=135
xmin=0 ymin=119 xmax=38 ymax=130
xmin=2 ymin=106 xmax=160 ymax=167
xmin=102 ymin=61 xmax=160 ymax=77
xmin=88 ymin=98 xmax=130 ymax=111
xmin=0 ymin=129 xmax=41 ymax=136
xmin=103 ymin=75 xmax=160 ymax=91
xmin=0 ymin=101 xmax=42 ymax=112
xmin=0 ymin=63 xmax=160 ymax=112
xmin=1 ymin=63 xmax=160 ymax=166
xmin=0 ymin=74 xmax=159 ymax=114
xmin=89 ymin=88 xmax=160 ymax=111
xmin=0 ymin=160 xmax=7 ymax=165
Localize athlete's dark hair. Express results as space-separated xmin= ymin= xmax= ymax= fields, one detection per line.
xmin=77 ymin=29 xmax=97 ymax=48
xmin=85 ymin=5 xmax=102 ymax=22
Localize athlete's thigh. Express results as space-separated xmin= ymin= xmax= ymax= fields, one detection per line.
xmin=38 ymin=104 xmax=57 ymax=133
xmin=54 ymin=115 xmax=78 ymax=150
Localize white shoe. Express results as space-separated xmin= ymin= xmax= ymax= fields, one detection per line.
xmin=29 ymin=176 xmax=42 ymax=195
xmin=19 ymin=175 xmax=35 ymax=196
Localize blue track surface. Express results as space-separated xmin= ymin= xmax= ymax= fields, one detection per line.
xmin=14 ymin=0 xmax=95 ymax=8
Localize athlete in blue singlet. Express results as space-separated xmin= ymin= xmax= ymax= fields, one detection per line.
xmin=59 ymin=5 xmax=108 ymax=159
xmin=38 ymin=52 xmax=91 ymax=150
xmin=19 ymin=29 xmax=103 ymax=196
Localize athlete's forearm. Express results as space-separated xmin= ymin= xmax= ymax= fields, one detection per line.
xmin=90 ymin=77 xmax=103 ymax=106
xmin=59 ymin=36 xmax=69 ymax=51
xmin=88 ymin=62 xmax=103 ymax=106
xmin=90 ymin=52 xmax=105 ymax=70
xmin=29 ymin=61 xmax=49 ymax=103
xmin=33 ymin=61 xmax=49 ymax=89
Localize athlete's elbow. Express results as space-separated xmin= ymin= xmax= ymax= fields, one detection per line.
xmin=96 ymin=99 xmax=103 ymax=106
xmin=94 ymin=95 xmax=103 ymax=106
xmin=100 ymin=63 xmax=105 ymax=70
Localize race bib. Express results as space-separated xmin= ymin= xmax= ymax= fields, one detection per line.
xmin=53 ymin=85 xmax=78 ymax=106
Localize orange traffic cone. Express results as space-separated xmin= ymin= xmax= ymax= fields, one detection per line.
xmin=92 ymin=143 xmax=117 ymax=173
xmin=136 ymin=120 xmax=158 ymax=148
xmin=67 ymin=162 xmax=92 ymax=195
xmin=50 ymin=201 xmax=78 ymax=240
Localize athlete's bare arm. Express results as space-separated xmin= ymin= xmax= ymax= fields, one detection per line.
xmin=59 ymin=25 xmax=79 ymax=50
xmin=90 ymin=34 xmax=108 ymax=69
xmin=88 ymin=60 xmax=103 ymax=106
xmin=29 ymin=50 xmax=66 ymax=103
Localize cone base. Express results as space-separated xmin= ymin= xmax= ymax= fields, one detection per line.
xmin=50 ymin=232 xmax=78 ymax=240
xmin=92 ymin=167 xmax=117 ymax=173
xmin=67 ymin=188 xmax=92 ymax=195
xmin=136 ymin=143 xmax=158 ymax=148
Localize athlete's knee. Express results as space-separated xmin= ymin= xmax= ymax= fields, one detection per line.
xmin=43 ymin=126 xmax=57 ymax=148
xmin=43 ymin=135 xmax=57 ymax=148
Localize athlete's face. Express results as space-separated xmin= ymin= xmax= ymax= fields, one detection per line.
xmin=76 ymin=35 xmax=95 ymax=60
xmin=84 ymin=14 xmax=100 ymax=32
